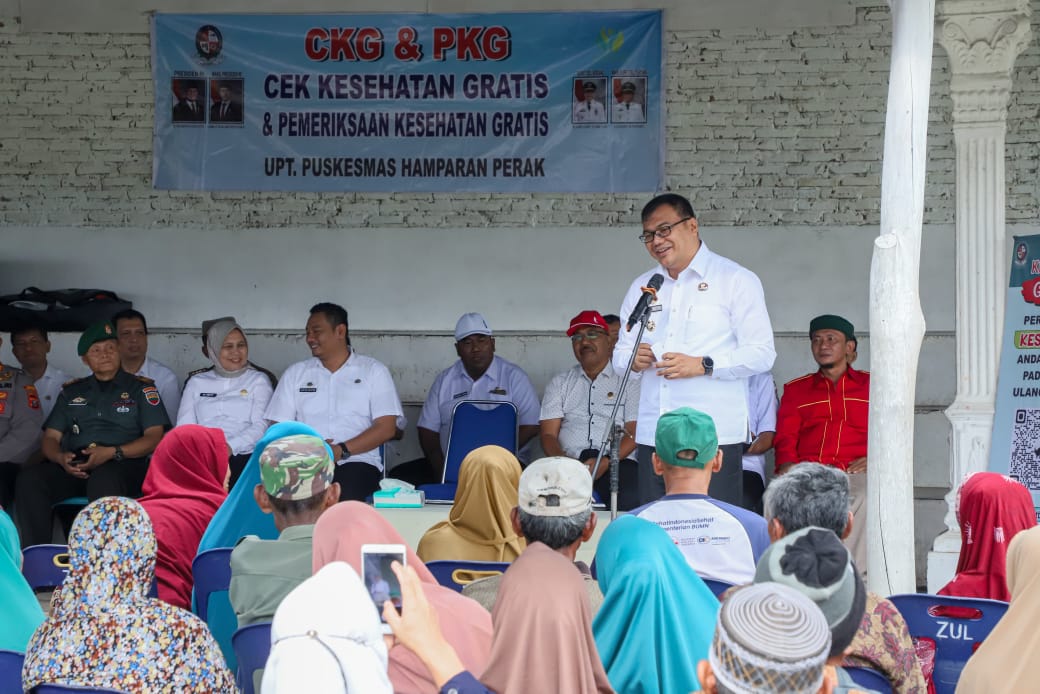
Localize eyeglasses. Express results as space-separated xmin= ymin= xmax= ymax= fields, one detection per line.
xmin=639 ymin=217 xmax=691 ymax=244
xmin=570 ymin=331 xmax=606 ymax=342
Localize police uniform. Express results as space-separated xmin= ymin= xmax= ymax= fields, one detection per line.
xmin=178 ymin=365 xmax=274 ymax=485
xmin=0 ymin=363 xmax=44 ymax=507
xmin=14 ymin=369 xmax=171 ymax=546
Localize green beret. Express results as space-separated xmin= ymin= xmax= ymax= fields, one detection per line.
xmin=77 ymin=321 xmax=117 ymax=356
xmin=654 ymin=407 xmax=719 ymax=469
xmin=809 ymin=315 xmax=855 ymax=342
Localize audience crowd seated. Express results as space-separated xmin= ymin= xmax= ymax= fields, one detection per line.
xmin=938 ymin=471 xmax=1036 ymax=602
xmin=956 ymin=525 xmax=1040 ymax=693
xmin=230 ymin=432 xmax=339 ymax=627
xmin=137 ymin=424 xmax=229 ymax=610
xmin=178 ymin=316 xmax=274 ymax=487
xmin=312 ymin=500 xmax=493 ymax=694
xmin=593 ymin=515 xmax=718 ymax=693
xmin=462 ymin=456 xmax=602 ymax=613
xmin=0 ymin=508 xmax=44 ymax=653
xmin=416 ymin=445 xmax=525 ymax=563
xmin=763 ymin=462 xmax=926 ymax=693
xmin=263 ymin=561 xmax=392 ymax=694
xmin=22 ymin=496 xmax=235 ymax=692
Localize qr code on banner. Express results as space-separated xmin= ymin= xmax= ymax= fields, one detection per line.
xmin=1009 ymin=409 xmax=1040 ymax=491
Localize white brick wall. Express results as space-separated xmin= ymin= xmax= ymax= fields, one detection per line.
xmin=0 ymin=4 xmax=984 ymax=229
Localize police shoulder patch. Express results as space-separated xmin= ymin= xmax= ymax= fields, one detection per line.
xmin=135 ymin=375 xmax=156 ymax=385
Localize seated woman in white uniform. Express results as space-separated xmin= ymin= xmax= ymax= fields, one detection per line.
xmin=178 ymin=317 xmax=273 ymax=487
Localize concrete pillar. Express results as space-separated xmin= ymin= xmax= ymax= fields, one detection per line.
xmin=927 ymin=0 xmax=1032 ymax=592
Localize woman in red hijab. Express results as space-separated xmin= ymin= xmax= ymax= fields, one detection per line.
xmin=138 ymin=425 xmax=230 ymax=609
xmin=938 ymin=471 xmax=1036 ymax=601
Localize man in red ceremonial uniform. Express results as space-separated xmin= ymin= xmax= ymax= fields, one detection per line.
xmin=774 ymin=314 xmax=869 ymax=575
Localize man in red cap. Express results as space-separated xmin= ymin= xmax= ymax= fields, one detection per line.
xmin=540 ymin=310 xmax=641 ymax=509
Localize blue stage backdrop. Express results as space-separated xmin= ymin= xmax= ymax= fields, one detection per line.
xmin=152 ymin=11 xmax=663 ymax=193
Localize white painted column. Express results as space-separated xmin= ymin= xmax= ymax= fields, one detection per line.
xmin=927 ymin=0 xmax=1032 ymax=592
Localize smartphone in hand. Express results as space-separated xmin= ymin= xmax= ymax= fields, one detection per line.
xmin=361 ymin=543 xmax=406 ymax=634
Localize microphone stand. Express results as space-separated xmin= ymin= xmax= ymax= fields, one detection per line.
xmin=590 ymin=302 xmax=653 ymax=520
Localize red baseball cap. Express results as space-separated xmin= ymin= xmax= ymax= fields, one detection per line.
xmin=567 ymin=310 xmax=609 ymax=337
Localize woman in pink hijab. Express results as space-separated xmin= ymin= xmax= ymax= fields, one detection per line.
xmin=312 ymin=501 xmax=493 ymax=694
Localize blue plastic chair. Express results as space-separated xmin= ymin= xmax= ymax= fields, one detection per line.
xmin=426 ymin=560 xmax=510 ymax=592
xmin=844 ymin=666 xmax=892 ymax=693
xmin=192 ymin=547 xmax=237 ymax=670
xmin=232 ymin=622 xmax=272 ymax=694
xmin=701 ymin=578 xmax=735 ymax=599
xmin=419 ymin=400 xmax=518 ymax=501
xmin=888 ymin=593 xmax=1008 ymax=694
xmin=0 ymin=650 xmax=24 ymax=694
xmin=21 ymin=544 xmax=70 ymax=591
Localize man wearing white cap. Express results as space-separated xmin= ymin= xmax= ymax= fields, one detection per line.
xmin=417 ymin=312 xmax=540 ymax=477
xmin=461 ymin=456 xmax=603 ymax=613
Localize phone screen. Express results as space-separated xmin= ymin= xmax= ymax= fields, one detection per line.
xmin=362 ymin=550 xmax=405 ymax=622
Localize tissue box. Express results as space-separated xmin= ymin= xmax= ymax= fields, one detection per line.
xmin=373 ymin=487 xmax=426 ymax=508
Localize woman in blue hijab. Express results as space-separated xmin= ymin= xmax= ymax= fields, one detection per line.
xmin=592 ymin=515 xmax=718 ymax=694
xmin=0 ymin=509 xmax=44 ymax=652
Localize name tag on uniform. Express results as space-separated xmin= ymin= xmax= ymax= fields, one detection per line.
xmin=490 ymin=387 xmax=507 ymax=396
xmin=452 ymin=390 xmax=469 ymax=399
xmin=299 ymin=387 xmax=317 ymax=393
xmin=649 ymin=304 xmax=663 ymax=312
xmin=200 ymin=393 xmax=217 ymax=398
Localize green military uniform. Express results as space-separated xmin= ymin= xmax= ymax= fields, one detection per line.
xmin=15 ymin=369 xmax=171 ymax=547
xmin=44 ymin=370 xmax=170 ymax=453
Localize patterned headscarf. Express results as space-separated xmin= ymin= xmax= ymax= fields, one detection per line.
xmin=709 ymin=582 xmax=831 ymax=694
xmin=260 ymin=433 xmax=335 ymax=501
xmin=22 ymin=497 xmax=236 ymax=693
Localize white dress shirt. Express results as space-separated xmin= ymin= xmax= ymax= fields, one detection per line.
xmin=135 ymin=356 xmax=181 ymax=426
xmin=613 ymin=242 xmax=776 ymax=445
xmin=178 ymin=368 xmax=274 ymax=455
xmin=741 ymin=372 xmax=778 ymax=480
xmin=539 ymin=363 xmax=639 ymax=459
xmin=264 ymin=353 xmax=404 ymax=471
xmin=612 ymin=101 xmax=645 ymax=123
xmin=417 ymin=355 xmax=540 ymax=455
xmin=573 ymin=99 xmax=606 ymax=123
xmin=33 ymin=363 xmax=69 ymax=419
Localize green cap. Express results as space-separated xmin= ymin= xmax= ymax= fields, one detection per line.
xmin=809 ymin=315 xmax=855 ymax=342
xmin=259 ymin=434 xmax=335 ymax=501
xmin=654 ymin=407 xmax=719 ymax=468
xmin=77 ymin=321 xmax=117 ymax=356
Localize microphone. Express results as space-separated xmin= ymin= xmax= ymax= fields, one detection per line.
xmin=626 ymin=273 xmax=664 ymax=331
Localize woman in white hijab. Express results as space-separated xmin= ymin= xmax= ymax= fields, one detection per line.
xmin=262 ymin=561 xmax=392 ymax=694
xmin=178 ymin=317 xmax=274 ymax=487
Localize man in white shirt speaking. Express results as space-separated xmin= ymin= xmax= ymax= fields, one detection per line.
xmin=265 ymin=302 xmax=404 ymax=501
xmin=614 ymin=193 xmax=776 ymax=507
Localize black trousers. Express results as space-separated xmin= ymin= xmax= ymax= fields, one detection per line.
xmin=635 ymin=442 xmax=744 ymax=507
xmin=227 ymin=453 xmax=252 ymax=491
xmin=333 ymin=461 xmax=383 ymax=502
xmin=591 ymin=458 xmax=642 ymax=512
xmin=741 ymin=470 xmax=766 ymax=515
xmin=0 ymin=461 xmax=19 ymax=509
xmin=14 ymin=458 xmax=149 ymax=548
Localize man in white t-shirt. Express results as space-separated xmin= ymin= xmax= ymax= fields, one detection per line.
xmin=631 ymin=407 xmax=769 ymax=585
xmin=112 ymin=309 xmax=181 ymax=425
xmin=417 ymin=312 xmax=540 ymax=477
xmin=264 ymin=302 xmax=404 ymax=501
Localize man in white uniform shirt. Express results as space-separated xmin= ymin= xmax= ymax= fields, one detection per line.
xmin=540 ymin=310 xmax=641 ymax=510
xmin=417 ymin=312 xmax=540 ymax=478
xmin=614 ymin=193 xmax=776 ymax=507
xmin=11 ymin=324 xmax=68 ymax=418
xmin=572 ymin=80 xmax=606 ymax=124
xmin=112 ymin=309 xmax=181 ymax=425
xmin=265 ymin=302 xmax=404 ymax=501
xmin=611 ymin=81 xmax=645 ymax=123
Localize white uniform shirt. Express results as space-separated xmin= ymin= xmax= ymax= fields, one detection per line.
xmin=178 ymin=368 xmax=274 ymax=455
xmin=612 ymin=101 xmax=645 ymax=123
xmin=34 ymin=363 xmax=69 ymax=419
xmin=613 ymin=243 xmax=776 ymax=445
xmin=539 ymin=363 xmax=639 ymax=459
xmin=573 ymin=99 xmax=606 ymax=123
xmin=135 ymin=356 xmax=181 ymax=426
xmin=741 ymin=372 xmax=778 ymax=480
xmin=417 ymin=355 xmax=540 ymax=455
xmin=264 ymin=353 xmax=404 ymax=470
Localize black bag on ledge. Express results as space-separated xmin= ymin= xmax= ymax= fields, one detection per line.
xmin=0 ymin=287 xmax=133 ymax=332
